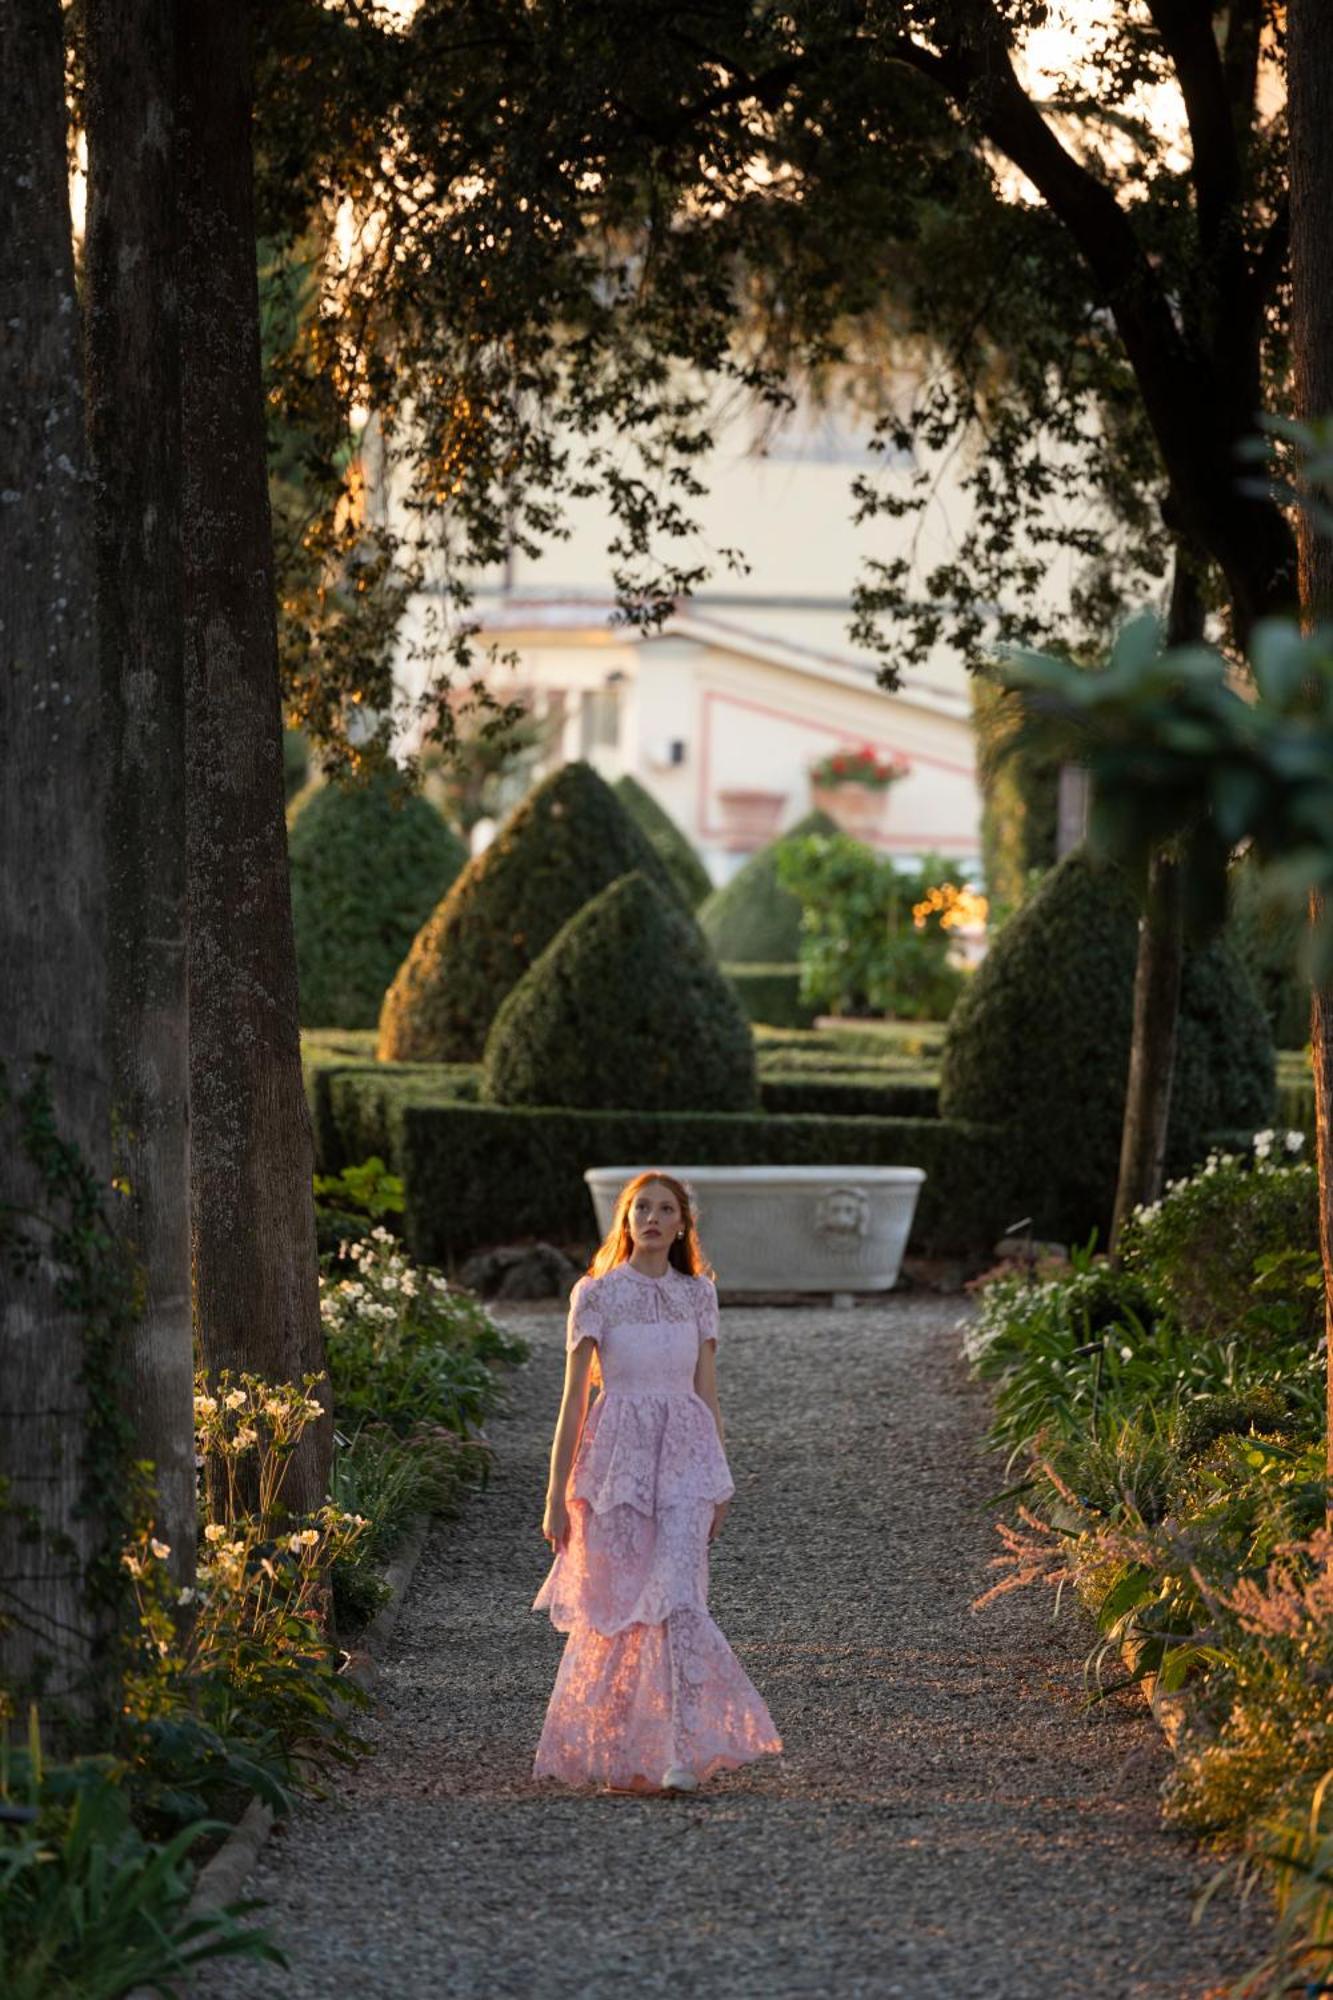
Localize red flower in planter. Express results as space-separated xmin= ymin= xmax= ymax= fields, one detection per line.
xmin=809 ymin=744 xmax=911 ymax=791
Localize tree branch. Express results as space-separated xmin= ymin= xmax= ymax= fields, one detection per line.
xmin=1143 ymin=0 xmax=1241 ymax=258
xmin=883 ymin=5 xmax=1296 ymax=628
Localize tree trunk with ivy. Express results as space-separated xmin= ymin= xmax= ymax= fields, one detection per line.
xmin=1288 ymin=0 xmax=1333 ymax=1497
xmin=0 ymin=0 xmax=118 ymax=1716
xmin=177 ymin=0 xmax=331 ymax=1515
xmin=1108 ymin=551 xmax=1203 ymax=1256
xmin=85 ymin=0 xmax=196 ymax=1585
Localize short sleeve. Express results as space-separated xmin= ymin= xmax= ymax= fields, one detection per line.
xmin=696 ymin=1277 xmax=719 ymax=1349
xmin=566 ymin=1275 xmax=603 ymax=1351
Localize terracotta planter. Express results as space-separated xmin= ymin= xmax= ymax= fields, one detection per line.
xmin=715 ymin=787 xmax=787 ymax=851
xmin=810 ymin=780 xmax=892 ymax=839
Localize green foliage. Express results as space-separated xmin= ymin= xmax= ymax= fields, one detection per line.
xmin=758 ymin=1071 xmax=938 ymax=1119
xmin=313 ymin=1154 xmax=405 ymax=1219
xmin=320 ymin=1230 xmax=524 ymax=1437
xmin=963 ymin=1134 xmax=1333 ymax=1926
xmin=282 ymin=728 xmax=309 ymax=803
xmin=288 ymin=773 xmax=467 ymax=1029
xmin=995 ymin=607 xmax=1333 ymax=978
xmin=377 ymin=760 xmax=679 ymax=1062
xmin=938 ymin=849 xmax=1276 ymax=1242
xmin=723 ymin=964 xmax=817 ymax=1030
xmin=1119 ymin=1142 xmax=1320 ymax=1347
xmin=696 ymin=811 xmax=837 ymax=965
xmin=972 ymin=677 xmax=1062 ymax=923
xmin=1169 ymin=1386 xmax=1305 ymax=1460
xmin=329 ymin=1421 xmax=489 ymax=1630
xmin=775 ymin=833 xmax=967 ymax=1019
xmin=307 ymin=1049 xmax=1020 ymax=1262
xmin=483 ymin=872 xmax=759 ymax=1112
xmin=614 ymin=775 xmax=712 ymax=909
xmin=0 ymin=1718 xmax=279 ymax=2000
xmin=1227 ymin=851 xmax=1313 ymax=1052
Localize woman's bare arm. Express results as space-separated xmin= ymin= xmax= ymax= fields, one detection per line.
xmin=542 ymin=1337 xmax=597 ymax=1548
xmin=693 ymin=1337 xmax=726 ymax=1451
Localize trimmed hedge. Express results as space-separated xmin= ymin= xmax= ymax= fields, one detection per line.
xmin=377 ymin=760 xmax=680 ymax=1062
xmin=939 ymin=848 xmax=1276 ymax=1242
xmin=697 ymin=809 xmax=838 ymax=963
xmin=1227 ymin=852 xmax=1312 ymax=1052
xmin=288 ymin=776 xmax=467 ymax=1029
xmin=483 ymin=872 xmax=759 ymax=1112
xmin=614 ymin=774 xmax=713 ymax=909
xmin=758 ymin=1072 xmax=939 ymax=1119
xmin=724 ymin=963 xmax=817 ymax=1030
xmin=310 ymin=1059 xmax=1020 ymax=1262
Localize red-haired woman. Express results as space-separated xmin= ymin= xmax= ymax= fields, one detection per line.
xmin=532 ymin=1170 xmax=782 ymax=1794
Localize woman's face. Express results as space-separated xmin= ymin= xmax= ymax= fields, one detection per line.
xmin=626 ymin=1181 xmax=683 ymax=1253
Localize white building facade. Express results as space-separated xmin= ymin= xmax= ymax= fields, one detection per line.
xmin=387 ymin=387 xmax=986 ymax=884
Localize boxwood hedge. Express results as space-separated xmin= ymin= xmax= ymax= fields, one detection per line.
xmin=939 ymin=848 xmax=1275 ymax=1241
xmin=288 ymin=775 xmax=467 ymax=1029
xmin=306 ymin=1055 xmax=1015 ymax=1262
xmin=483 ymin=871 xmax=759 ymax=1112
xmin=614 ymin=774 xmax=713 ymax=909
xmin=377 ymin=760 xmax=679 ymax=1062
xmin=697 ymin=809 xmax=837 ymax=963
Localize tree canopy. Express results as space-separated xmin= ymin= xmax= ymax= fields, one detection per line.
xmin=252 ymin=0 xmax=1293 ymax=779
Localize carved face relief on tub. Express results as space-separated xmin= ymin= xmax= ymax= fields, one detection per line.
xmin=813 ymin=1186 xmax=870 ymax=1239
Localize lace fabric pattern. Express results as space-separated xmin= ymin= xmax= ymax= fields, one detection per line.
xmin=532 ymin=1259 xmax=781 ymax=1787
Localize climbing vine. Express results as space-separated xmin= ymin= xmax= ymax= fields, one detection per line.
xmin=0 ymin=1057 xmax=142 ymax=1728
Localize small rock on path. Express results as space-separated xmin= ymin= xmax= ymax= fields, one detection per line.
xmin=195 ymin=1294 xmax=1271 ymax=1999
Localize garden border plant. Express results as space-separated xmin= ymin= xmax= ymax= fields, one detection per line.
xmin=962 ymin=1133 xmax=1333 ymax=1999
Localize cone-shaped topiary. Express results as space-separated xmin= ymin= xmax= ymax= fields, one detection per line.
xmin=613 ymin=774 xmax=713 ymax=909
xmin=938 ymin=848 xmax=1275 ymax=1242
xmin=697 ymin=809 xmax=839 ymax=963
xmin=288 ymin=775 xmax=467 ymax=1029
xmin=378 ymin=760 xmax=681 ymax=1062
xmin=482 ymin=870 xmax=760 ymax=1111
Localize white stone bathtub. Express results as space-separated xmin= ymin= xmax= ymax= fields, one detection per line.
xmin=583 ymin=1164 xmax=926 ymax=1293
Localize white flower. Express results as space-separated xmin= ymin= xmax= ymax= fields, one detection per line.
xmin=204 ymin=1522 xmax=228 ymax=1544
xmin=177 ymin=1586 xmax=196 ymax=1606
xmin=149 ymin=1538 xmax=171 ymax=1560
xmin=1119 ymin=1346 xmax=1133 ymax=1362
xmin=193 ymin=1394 xmax=217 ymax=1417
xmin=1253 ymin=1128 xmax=1275 ymax=1161
xmin=224 ymin=1387 xmax=247 ymax=1411
xmin=1285 ymin=1130 xmax=1306 ymax=1155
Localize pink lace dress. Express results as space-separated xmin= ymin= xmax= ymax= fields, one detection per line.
xmin=532 ymin=1262 xmax=782 ymax=1788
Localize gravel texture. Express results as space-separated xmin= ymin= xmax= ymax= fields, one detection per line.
xmin=195 ymin=1292 xmax=1273 ymax=1999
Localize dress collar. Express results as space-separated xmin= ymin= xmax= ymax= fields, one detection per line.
xmin=623 ymin=1260 xmax=679 ymax=1283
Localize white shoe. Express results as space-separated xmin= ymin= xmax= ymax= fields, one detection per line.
xmin=660 ymin=1765 xmax=698 ymax=1793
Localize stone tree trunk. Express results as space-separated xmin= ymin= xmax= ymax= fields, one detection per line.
xmin=1288 ymin=0 xmax=1333 ymax=1501
xmin=177 ymin=0 xmax=330 ymax=1514
xmin=85 ymin=0 xmax=196 ymax=1583
xmin=0 ymin=0 xmax=114 ymax=1714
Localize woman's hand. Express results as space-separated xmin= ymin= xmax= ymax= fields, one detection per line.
xmin=542 ymin=1492 xmax=570 ymax=1553
xmin=709 ymin=1498 xmax=732 ymax=1543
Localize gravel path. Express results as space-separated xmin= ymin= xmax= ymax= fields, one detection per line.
xmin=196 ymin=1293 xmax=1272 ymax=1999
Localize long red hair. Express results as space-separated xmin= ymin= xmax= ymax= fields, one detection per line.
xmin=588 ymin=1170 xmax=715 ymax=1280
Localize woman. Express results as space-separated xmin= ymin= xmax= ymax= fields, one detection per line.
xmin=532 ymin=1170 xmax=782 ymax=1794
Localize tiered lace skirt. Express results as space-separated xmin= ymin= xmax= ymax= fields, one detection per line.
xmin=531 ymin=1389 xmax=782 ymax=1788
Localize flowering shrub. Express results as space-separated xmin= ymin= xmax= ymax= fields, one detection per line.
xmin=118 ymin=1375 xmax=371 ymax=1832
xmin=963 ymin=1130 xmax=1333 ymax=1997
xmin=1120 ymin=1133 xmax=1319 ymax=1345
xmin=320 ymin=1227 xmax=524 ymax=1435
xmin=775 ymin=834 xmax=967 ymax=1019
xmin=808 ymin=744 xmax=910 ymax=790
